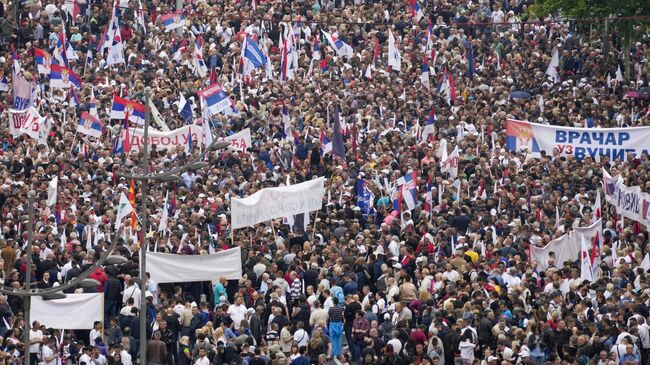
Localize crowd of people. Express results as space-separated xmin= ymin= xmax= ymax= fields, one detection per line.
xmin=0 ymin=0 xmax=649 ymax=365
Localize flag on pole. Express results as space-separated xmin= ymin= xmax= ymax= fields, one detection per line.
xmin=437 ymin=67 xmax=456 ymax=105
xmin=50 ymin=65 xmax=82 ymax=89
xmin=465 ymin=39 xmax=475 ymax=79
xmin=198 ymin=84 xmax=233 ymax=116
xmin=321 ymin=30 xmax=353 ymax=59
xmin=411 ymin=0 xmax=424 ymax=23
xmin=77 ymin=112 xmax=104 ymax=138
xmin=241 ymin=36 xmax=267 ymax=79
xmin=34 ymin=48 xmax=52 ymax=75
xmin=397 ymin=172 xmax=418 ymax=211
xmin=281 ymin=100 xmax=291 ymax=140
xmin=332 ymin=108 xmax=346 ymax=159
xmin=387 ymin=30 xmax=401 ymax=72
xmin=580 ymin=234 xmax=594 ymax=282
xmin=320 ymin=131 xmax=332 ymax=155
xmin=421 ymin=54 xmax=430 ymax=90
xmin=115 ymin=192 xmax=136 ymax=230
xmin=110 ymin=95 xmax=146 ymax=124
xmin=129 ymin=180 xmax=137 ymax=231
xmin=192 ymin=39 xmax=208 ymax=77
xmin=113 ymin=113 xmax=131 ymax=154
xmin=160 ymin=12 xmax=185 ymax=31
xmin=47 ymin=177 xmax=58 ymax=207
xmin=545 ymin=47 xmax=560 ymax=83
xmin=178 ymin=93 xmax=193 ymax=122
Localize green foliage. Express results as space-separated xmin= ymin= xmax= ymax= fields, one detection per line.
xmin=531 ymin=0 xmax=650 ymax=42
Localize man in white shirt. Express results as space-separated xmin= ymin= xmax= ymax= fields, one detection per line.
xmin=122 ymin=277 xmax=141 ymax=310
xmin=442 ymin=264 xmax=461 ymax=282
xmin=29 ymin=321 xmax=43 ymax=365
xmin=194 ymin=348 xmax=210 ymax=365
xmin=92 ymin=347 xmax=108 ymax=365
xmin=78 ymin=347 xmax=93 ymax=365
xmin=293 ymin=322 xmax=309 ymax=348
xmin=227 ymin=296 xmax=248 ymax=329
xmin=41 ymin=337 xmax=58 ymax=365
xmin=89 ymin=321 xmax=102 ymax=347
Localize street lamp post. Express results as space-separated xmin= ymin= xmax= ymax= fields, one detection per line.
xmin=23 ymin=190 xmax=35 ymax=365
xmin=139 ymin=89 xmax=151 ymax=365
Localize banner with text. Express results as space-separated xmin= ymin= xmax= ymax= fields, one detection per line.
xmin=128 ymin=124 xmax=201 ymax=152
xmin=231 ymin=177 xmax=325 ymax=229
xmin=505 ymin=119 xmax=650 ymax=161
xmin=221 ymin=128 xmax=252 ymax=152
xmin=603 ymin=168 xmax=650 ymax=226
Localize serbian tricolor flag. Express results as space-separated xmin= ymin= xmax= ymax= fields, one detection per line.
xmin=110 ymin=94 xmax=146 ymax=124
xmin=77 ymin=112 xmax=104 ymax=138
xmin=50 ymin=64 xmax=82 ymax=89
xmin=398 ymin=172 xmax=418 ymax=211
xmin=421 ymin=55 xmax=430 ymax=90
xmin=160 ymin=12 xmax=185 ymax=31
xmin=437 ymin=67 xmax=456 ymax=105
xmin=34 ymin=48 xmax=52 ymax=75
xmin=411 ymin=0 xmax=424 ymax=23
xmin=320 ymin=131 xmax=332 ymax=156
xmin=114 ymin=113 xmax=131 ymax=154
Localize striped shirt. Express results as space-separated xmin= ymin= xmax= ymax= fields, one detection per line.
xmin=328 ymin=306 xmax=345 ymax=322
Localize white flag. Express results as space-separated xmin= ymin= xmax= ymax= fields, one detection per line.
xmin=115 ymin=192 xmax=135 ymax=230
xmin=545 ymin=47 xmax=560 ymax=83
xmin=641 ymin=253 xmax=650 ymax=272
xmin=158 ymin=190 xmax=169 ymax=233
xmin=580 ymin=234 xmax=594 ymax=282
xmin=47 ymin=176 xmax=58 ymax=207
xmin=387 ymin=30 xmax=401 ymax=72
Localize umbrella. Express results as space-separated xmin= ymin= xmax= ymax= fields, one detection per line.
xmin=509 ymin=91 xmax=532 ymax=99
xmin=639 ymin=87 xmax=650 ymax=99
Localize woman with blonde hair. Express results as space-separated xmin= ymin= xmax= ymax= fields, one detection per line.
xmin=212 ymin=327 xmax=225 ymax=344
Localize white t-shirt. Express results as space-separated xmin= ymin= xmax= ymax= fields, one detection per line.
xmin=29 ymin=329 xmax=43 ymax=353
xmin=293 ymin=328 xmax=309 ymax=348
xmin=194 ymin=356 xmax=210 ymax=365
xmin=42 ymin=344 xmax=56 ymax=365
xmin=227 ymin=304 xmax=248 ymax=328
xmin=89 ymin=329 xmax=101 ymax=347
xmin=92 ymin=354 xmax=108 ymax=365
xmin=79 ymin=353 xmax=93 ymax=365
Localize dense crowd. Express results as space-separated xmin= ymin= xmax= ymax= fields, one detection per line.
xmin=0 ymin=0 xmax=649 ymax=365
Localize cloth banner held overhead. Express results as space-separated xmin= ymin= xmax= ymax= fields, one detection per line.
xmin=30 ymin=293 xmax=103 ymax=329
xmin=505 ymin=119 xmax=650 ymax=161
xmin=8 ymin=108 xmax=41 ymax=138
xmin=146 ymin=246 xmax=242 ymax=283
xmin=231 ymin=177 xmax=325 ymax=229
xmin=603 ymin=168 xmax=650 ymax=226
xmin=530 ymin=219 xmax=601 ymax=271
xmin=219 ymin=128 xmax=252 ymax=153
xmin=127 ymin=125 xmax=201 ymax=152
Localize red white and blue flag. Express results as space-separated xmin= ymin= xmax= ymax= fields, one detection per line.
xmin=198 ymin=83 xmax=233 ymax=116
xmin=397 ymin=172 xmax=418 ymax=211
xmin=321 ymin=30 xmax=353 ymax=59
xmin=50 ymin=64 xmax=82 ymax=89
xmin=411 ymin=0 xmax=424 ymax=23
xmin=320 ymin=131 xmax=332 ymax=156
xmin=438 ymin=67 xmax=456 ymax=105
xmin=160 ymin=12 xmax=185 ymax=31
xmin=110 ymin=95 xmax=146 ymax=124
xmin=77 ymin=112 xmax=104 ymax=138
xmin=34 ymin=48 xmax=52 ymax=75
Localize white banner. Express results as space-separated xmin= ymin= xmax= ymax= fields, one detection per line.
xmin=30 ymin=293 xmax=103 ymax=329
xmin=531 ymin=219 xmax=601 ymax=271
xmin=231 ymin=177 xmax=325 ymax=229
xmin=506 ymin=119 xmax=650 ymax=161
xmin=220 ymin=128 xmax=252 ymax=153
xmin=128 ymin=124 xmax=201 ymax=152
xmin=603 ymin=168 xmax=650 ymax=226
xmin=8 ymin=108 xmax=41 ymax=138
xmin=146 ymin=246 xmax=242 ymax=283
